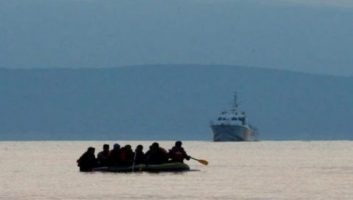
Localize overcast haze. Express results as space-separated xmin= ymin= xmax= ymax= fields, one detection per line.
xmin=1 ymin=66 xmax=353 ymax=140
xmin=1 ymin=0 xmax=353 ymax=76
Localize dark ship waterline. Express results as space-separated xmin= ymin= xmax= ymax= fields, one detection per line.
xmin=210 ymin=94 xmax=258 ymax=142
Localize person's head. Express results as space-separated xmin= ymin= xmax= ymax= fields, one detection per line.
xmin=136 ymin=144 xmax=143 ymax=152
xmin=175 ymin=141 xmax=182 ymax=148
xmin=124 ymin=145 xmax=132 ymax=150
xmin=87 ymin=147 xmax=95 ymax=154
xmin=103 ymin=144 xmax=109 ymax=151
xmin=113 ymin=143 xmax=120 ymax=150
xmin=151 ymin=142 xmax=159 ymax=150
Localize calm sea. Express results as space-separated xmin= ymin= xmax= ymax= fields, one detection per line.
xmin=1 ymin=141 xmax=353 ymax=200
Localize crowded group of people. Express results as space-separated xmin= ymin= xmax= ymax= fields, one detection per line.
xmin=77 ymin=141 xmax=190 ymax=171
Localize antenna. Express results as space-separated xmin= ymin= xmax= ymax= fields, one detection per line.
xmin=233 ymin=92 xmax=238 ymax=109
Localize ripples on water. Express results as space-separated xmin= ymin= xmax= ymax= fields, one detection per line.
xmin=1 ymin=141 xmax=353 ymax=200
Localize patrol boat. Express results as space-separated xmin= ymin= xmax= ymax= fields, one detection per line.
xmin=210 ymin=94 xmax=257 ymax=141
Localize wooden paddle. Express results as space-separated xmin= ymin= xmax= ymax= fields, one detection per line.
xmin=190 ymin=157 xmax=209 ymax=165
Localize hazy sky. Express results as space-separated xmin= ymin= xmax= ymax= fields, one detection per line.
xmin=1 ymin=0 xmax=352 ymax=76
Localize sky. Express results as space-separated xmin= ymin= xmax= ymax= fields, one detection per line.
xmin=275 ymin=0 xmax=353 ymax=8
xmin=1 ymin=0 xmax=353 ymax=76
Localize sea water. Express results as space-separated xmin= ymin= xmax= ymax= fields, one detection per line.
xmin=1 ymin=141 xmax=353 ymax=200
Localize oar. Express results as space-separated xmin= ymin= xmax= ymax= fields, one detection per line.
xmin=190 ymin=156 xmax=209 ymax=166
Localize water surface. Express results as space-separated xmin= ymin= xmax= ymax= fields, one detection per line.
xmin=1 ymin=141 xmax=353 ymax=200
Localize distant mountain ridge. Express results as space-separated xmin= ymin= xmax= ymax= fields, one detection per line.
xmin=1 ymin=65 xmax=352 ymax=140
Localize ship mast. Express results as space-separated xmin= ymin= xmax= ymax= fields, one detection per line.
xmin=233 ymin=92 xmax=238 ymax=110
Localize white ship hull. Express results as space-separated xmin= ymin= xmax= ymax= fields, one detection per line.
xmin=211 ymin=124 xmax=254 ymax=141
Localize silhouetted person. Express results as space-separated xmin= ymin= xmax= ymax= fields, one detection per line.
xmin=109 ymin=143 xmax=121 ymax=166
xmin=133 ymin=144 xmax=145 ymax=165
xmin=77 ymin=147 xmax=97 ymax=172
xmin=145 ymin=142 xmax=169 ymax=164
xmin=169 ymin=141 xmax=190 ymax=163
xmin=118 ymin=145 xmax=134 ymax=166
xmin=97 ymin=144 xmax=110 ymax=167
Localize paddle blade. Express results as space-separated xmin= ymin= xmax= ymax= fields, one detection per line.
xmin=197 ymin=159 xmax=208 ymax=166
xmin=190 ymin=156 xmax=209 ymax=166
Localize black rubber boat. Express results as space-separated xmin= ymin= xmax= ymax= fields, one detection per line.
xmin=92 ymin=162 xmax=190 ymax=173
